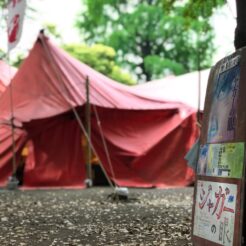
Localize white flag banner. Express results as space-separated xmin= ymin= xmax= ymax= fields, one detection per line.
xmin=7 ymin=0 xmax=26 ymax=51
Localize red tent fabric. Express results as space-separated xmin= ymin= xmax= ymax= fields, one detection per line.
xmin=0 ymin=34 xmax=197 ymax=188
xmin=23 ymin=114 xmax=86 ymax=187
xmin=0 ymin=125 xmax=27 ymax=186
xmin=0 ymin=82 xmax=5 ymax=96
xmin=91 ymin=108 xmax=197 ymax=187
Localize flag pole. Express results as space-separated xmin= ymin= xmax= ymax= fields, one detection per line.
xmin=6 ymin=50 xmax=19 ymax=190
xmin=5 ymin=0 xmax=27 ymax=189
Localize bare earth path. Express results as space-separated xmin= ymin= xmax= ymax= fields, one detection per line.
xmin=0 ymin=187 xmax=194 ymax=246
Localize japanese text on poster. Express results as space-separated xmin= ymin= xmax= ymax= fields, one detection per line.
xmin=193 ymin=180 xmax=237 ymax=245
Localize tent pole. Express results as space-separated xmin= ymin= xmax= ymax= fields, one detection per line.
xmin=85 ymin=76 xmax=93 ymax=187
xmin=6 ymin=50 xmax=19 ymax=189
xmin=195 ymin=38 xmax=202 ymax=128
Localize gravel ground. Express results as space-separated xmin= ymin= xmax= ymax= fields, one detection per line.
xmin=0 ymin=187 xmax=194 ymax=246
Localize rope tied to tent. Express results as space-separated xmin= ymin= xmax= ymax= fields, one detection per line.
xmin=70 ymin=108 xmax=115 ymax=189
xmin=92 ymin=105 xmax=118 ymax=188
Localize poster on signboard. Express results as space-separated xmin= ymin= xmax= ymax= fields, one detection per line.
xmin=197 ymin=143 xmax=244 ymax=178
xmin=207 ymin=56 xmax=240 ymax=143
xmin=193 ymin=180 xmax=237 ymax=245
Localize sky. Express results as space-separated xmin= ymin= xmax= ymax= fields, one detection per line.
xmin=211 ymin=0 xmax=236 ymax=61
xmin=0 ymin=0 xmax=237 ymax=64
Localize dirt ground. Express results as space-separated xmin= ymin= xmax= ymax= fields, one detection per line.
xmin=0 ymin=187 xmax=194 ymax=246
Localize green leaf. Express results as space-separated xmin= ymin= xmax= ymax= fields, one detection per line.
xmin=63 ymin=43 xmax=136 ymax=85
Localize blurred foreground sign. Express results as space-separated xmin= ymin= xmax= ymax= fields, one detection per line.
xmin=7 ymin=0 xmax=26 ymax=51
xmin=192 ymin=48 xmax=246 ymax=245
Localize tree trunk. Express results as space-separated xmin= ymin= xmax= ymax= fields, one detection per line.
xmin=140 ymin=40 xmax=152 ymax=81
xmin=234 ymin=0 xmax=246 ymax=50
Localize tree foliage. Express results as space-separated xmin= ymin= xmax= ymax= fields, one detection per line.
xmin=76 ymin=0 xmax=225 ymax=81
xmin=43 ymin=22 xmax=136 ymax=85
xmin=0 ymin=0 xmax=5 ymax=8
xmin=63 ymin=43 xmax=136 ymax=85
xmin=44 ymin=23 xmax=62 ymax=41
xmin=162 ymin=0 xmax=224 ymax=18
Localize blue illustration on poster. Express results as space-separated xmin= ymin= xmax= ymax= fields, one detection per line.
xmin=207 ymin=63 xmax=240 ymax=143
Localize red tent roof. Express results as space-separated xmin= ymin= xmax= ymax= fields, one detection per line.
xmin=0 ymin=35 xmax=191 ymax=123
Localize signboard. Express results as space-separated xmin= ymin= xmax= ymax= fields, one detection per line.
xmin=193 ymin=180 xmax=237 ymax=246
xmin=197 ymin=143 xmax=244 ymax=178
xmin=192 ymin=51 xmax=246 ymax=246
xmin=7 ymin=0 xmax=26 ymax=51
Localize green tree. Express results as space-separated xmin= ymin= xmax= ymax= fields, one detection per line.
xmin=10 ymin=53 xmax=25 ymax=67
xmin=44 ymin=22 xmax=136 ymax=85
xmin=0 ymin=0 xmax=5 ymax=8
xmin=0 ymin=48 xmax=5 ymax=59
xmin=63 ymin=43 xmax=136 ymax=85
xmin=44 ymin=23 xmax=62 ymax=41
xmin=76 ymin=0 xmax=225 ymax=81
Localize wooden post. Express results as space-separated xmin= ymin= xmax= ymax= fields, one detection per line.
xmin=234 ymin=0 xmax=246 ymax=49
xmin=85 ymin=76 xmax=93 ymax=187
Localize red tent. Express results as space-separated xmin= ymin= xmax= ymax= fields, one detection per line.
xmin=0 ymin=34 xmax=197 ymax=188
